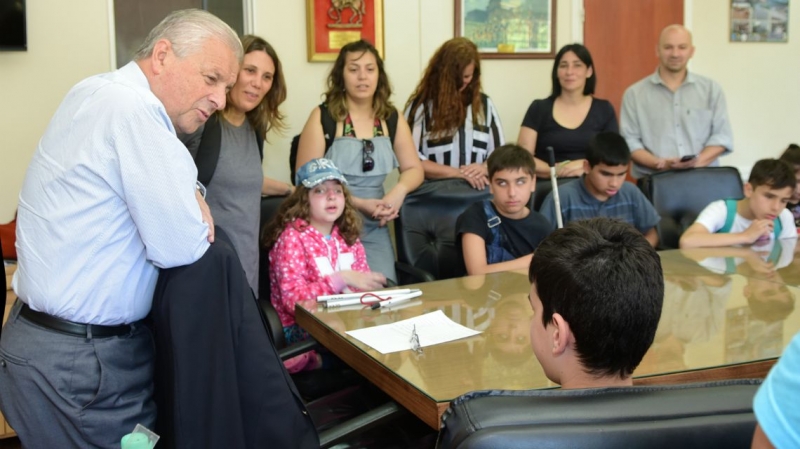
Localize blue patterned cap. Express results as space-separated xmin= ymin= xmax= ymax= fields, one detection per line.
xmin=295 ymin=158 xmax=348 ymax=188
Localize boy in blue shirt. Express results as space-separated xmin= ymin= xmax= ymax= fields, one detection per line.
xmin=539 ymin=132 xmax=660 ymax=247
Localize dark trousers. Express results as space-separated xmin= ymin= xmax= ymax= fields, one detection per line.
xmin=0 ymin=300 xmax=155 ymax=449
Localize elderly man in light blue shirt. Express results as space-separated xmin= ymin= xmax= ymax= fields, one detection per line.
xmin=621 ymin=24 xmax=733 ymax=179
xmin=0 ymin=10 xmax=241 ymax=448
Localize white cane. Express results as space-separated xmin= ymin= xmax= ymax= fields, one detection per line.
xmin=546 ymin=146 xmax=564 ymax=229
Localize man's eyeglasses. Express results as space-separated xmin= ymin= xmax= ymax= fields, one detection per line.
xmin=362 ymin=139 xmax=375 ymax=172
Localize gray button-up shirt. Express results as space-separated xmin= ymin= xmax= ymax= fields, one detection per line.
xmin=620 ymin=68 xmax=734 ymax=178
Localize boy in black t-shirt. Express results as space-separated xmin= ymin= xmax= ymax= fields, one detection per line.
xmin=456 ymin=144 xmax=554 ymax=275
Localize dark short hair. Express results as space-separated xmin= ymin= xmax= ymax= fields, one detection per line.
xmin=779 ymin=143 xmax=800 ymax=168
xmin=748 ymin=158 xmax=796 ymax=191
xmin=586 ymin=132 xmax=631 ymax=167
xmin=528 ymin=218 xmax=664 ymax=378
xmin=551 ymin=43 xmax=596 ymax=97
xmin=487 ymin=144 xmax=536 ymax=179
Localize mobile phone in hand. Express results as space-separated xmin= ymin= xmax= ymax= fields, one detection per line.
xmin=680 ymin=155 xmax=697 ymax=162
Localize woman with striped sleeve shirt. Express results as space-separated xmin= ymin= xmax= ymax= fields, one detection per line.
xmin=405 ymin=38 xmax=504 ymax=190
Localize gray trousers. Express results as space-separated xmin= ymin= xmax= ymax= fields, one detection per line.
xmin=0 ymin=300 xmax=156 ymax=449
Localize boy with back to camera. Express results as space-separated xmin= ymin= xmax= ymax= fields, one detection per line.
xmin=527 ymin=218 xmax=664 ymax=388
xmin=680 ymin=158 xmax=797 ymax=249
xmin=456 ymin=144 xmax=554 ymax=275
xmin=539 ymin=131 xmax=661 ymax=247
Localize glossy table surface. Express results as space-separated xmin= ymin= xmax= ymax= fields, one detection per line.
xmin=296 ymin=241 xmax=800 ymax=429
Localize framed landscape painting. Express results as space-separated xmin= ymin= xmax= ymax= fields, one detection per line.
xmin=455 ymin=0 xmax=556 ymax=59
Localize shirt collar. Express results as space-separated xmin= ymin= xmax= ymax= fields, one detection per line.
xmin=293 ymin=217 xmax=341 ymax=239
xmin=117 ymin=61 xmax=150 ymax=90
xmin=649 ymin=67 xmax=697 ymax=86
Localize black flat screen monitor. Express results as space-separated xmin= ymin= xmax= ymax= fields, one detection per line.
xmin=0 ymin=0 xmax=27 ymax=51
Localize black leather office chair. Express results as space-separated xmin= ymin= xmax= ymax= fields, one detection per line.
xmin=394 ymin=178 xmax=492 ymax=285
xmin=438 ymin=379 xmax=762 ymax=449
xmin=258 ymin=195 xmax=341 ymax=399
xmin=639 ymin=167 xmax=744 ymax=249
xmin=257 ymin=197 xmax=417 ymax=448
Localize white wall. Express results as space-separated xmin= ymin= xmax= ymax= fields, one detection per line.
xmin=1 ymin=0 xmax=798 ymax=222
xmin=0 ymin=0 xmax=111 ymax=222
xmin=690 ymin=1 xmax=800 ymax=177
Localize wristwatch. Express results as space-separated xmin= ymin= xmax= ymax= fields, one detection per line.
xmin=195 ymin=181 xmax=207 ymax=199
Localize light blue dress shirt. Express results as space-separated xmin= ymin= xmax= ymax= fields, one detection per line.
xmin=620 ymin=69 xmax=734 ymax=179
xmin=754 ymin=332 xmax=800 ymax=448
xmin=13 ymin=62 xmax=210 ymax=325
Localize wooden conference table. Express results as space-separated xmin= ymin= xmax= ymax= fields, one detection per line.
xmin=296 ymin=245 xmax=800 ymax=429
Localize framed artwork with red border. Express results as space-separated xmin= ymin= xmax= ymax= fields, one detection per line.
xmin=306 ymin=0 xmax=384 ymax=62
xmin=455 ymin=0 xmax=556 ymax=59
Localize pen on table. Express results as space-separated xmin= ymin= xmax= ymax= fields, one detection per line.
xmin=317 ymin=288 xmax=414 ymax=303
xmin=323 ymin=289 xmax=422 ymax=308
xmin=370 ymin=290 xmax=423 ymax=310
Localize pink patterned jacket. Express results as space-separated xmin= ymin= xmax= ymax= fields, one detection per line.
xmin=269 ymin=218 xmax=370 ymax=372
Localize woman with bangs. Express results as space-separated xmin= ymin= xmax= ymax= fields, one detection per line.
xmin=180 ymin=35 xmax=289 ymax=296
xmin=517 ymin=43 xmax=618 ymax=179
xmin=296 ymin=39 xmax=423 ymax=284
xmin=405 ymin=37 xmax=504 ymax=190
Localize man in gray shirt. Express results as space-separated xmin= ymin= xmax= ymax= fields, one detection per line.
xmin=621 ymin=25 xmax=733 ymax=179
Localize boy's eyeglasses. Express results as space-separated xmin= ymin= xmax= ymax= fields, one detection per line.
xmin=362 ymin=139 xmax=375 ymax=172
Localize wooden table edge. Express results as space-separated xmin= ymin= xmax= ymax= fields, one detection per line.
xmin=297 ymin=306 xmax=442 ymax=429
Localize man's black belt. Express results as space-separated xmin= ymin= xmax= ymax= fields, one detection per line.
xmin=19 ymin=303 xmax=137 ymax=338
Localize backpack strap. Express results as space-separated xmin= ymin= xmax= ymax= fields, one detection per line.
xmin=387 ymin=108 xmax=399 ymax=147
xmin=194 ymin=114 xmax=264 ymax=187
xmin=319 ymin=103 xmax=337 ymax=152
xmin=480 ymin=92 xmax=490 ymax=127
xmin=718 ymin=199 xmax=738 ymax=234
xmin=482 ymin=200 xmax=515 ymax=264
xmin=719 ymin=198 xmax=782 ymax=238
xmin=255 ymin=129 xmax=264 ymax=162
xmin=195 ymin=113 xmax=222 ymax=187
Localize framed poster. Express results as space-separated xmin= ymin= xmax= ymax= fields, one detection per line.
xmin=455 ymin=0 xmax=556 ymax=59
xmin=306 ymin=0 xmax=384 ymax=62
xmin=730 ymin=0 xmax=789 ymax=42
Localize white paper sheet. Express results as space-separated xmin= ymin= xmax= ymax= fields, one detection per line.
xmin=345 ymin=310 xmax=482 ymax=354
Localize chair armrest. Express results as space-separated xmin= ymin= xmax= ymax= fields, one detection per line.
xmin=278 ymin=338 xmax=320 ymax=361
xmin=395 ymin=262 xmax=435 ymax=286
xmin=319 ymin=401 xmax=405 ymax=449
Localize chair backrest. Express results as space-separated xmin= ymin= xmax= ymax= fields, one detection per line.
xmin=394 ymin=179 xmax=492 ymax=284
xmin=532 ymin=176 xmax=578 ymax=212
xmin=640 ymin=167 xmax=743 ymax=249
xmin=258 ymin=195 xmax=289 ymax=349
xmin=437 ymin=379 xmax=761 ymax=449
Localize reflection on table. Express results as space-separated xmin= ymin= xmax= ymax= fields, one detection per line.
xmin=297 ymin=247 xmax=800 ymax=429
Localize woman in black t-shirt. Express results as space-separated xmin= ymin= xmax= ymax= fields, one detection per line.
xmin=517 ymin=44 xmax=618 ymax=179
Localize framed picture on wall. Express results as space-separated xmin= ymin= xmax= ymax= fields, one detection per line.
xmin=455 ymin=0 xmax=556 ymax=59
xmin=730 ymin=0 xmax=789 ymax=42
xmin=306 ymin=0 xmax=384 ymax=62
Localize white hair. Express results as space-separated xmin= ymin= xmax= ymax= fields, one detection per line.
xmin=133 ymin=9 xmax=242 ymax=63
